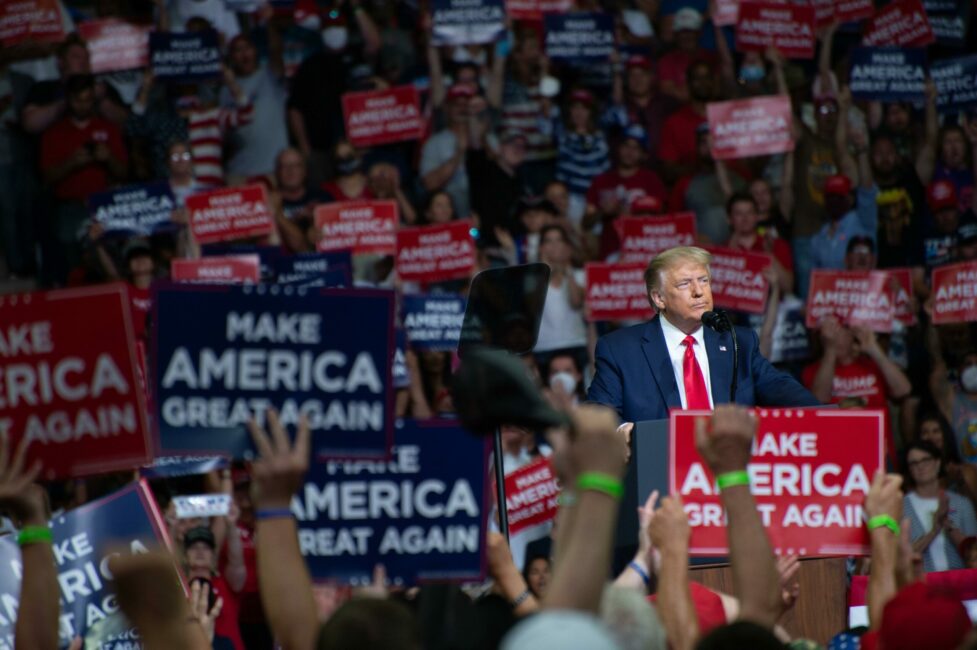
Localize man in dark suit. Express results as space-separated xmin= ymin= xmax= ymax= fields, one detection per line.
xmin=587 ymin=246 xmax=818 ymax=424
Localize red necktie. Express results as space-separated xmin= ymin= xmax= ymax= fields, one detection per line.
xmin=682 ymin=335 xmax=711 ymax=409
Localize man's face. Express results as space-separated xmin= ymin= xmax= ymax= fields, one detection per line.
xmin=167 ymin=144 xmax=193 ymax=177
xmin=942 ymin=131 xmax=966 ymax=168
xmin=871 ymin=139 xmax=899 ymax=177
xmin=230 ymin=38 xmax=258 ymax=76
xmin=276 ymin=150 xmax=307 ymax=190
xmin=651 ymin=261 xmax=713 ymax=328
xmin=934 ymin=207 xmax=959 ymax=233
xmin=129 ymin=253 xmax=154 ymax=278
xmin=688 ymin=65 xmax=714 ymax=102
xmin=675 ymin=29 xmax=699 ymax=53
xmin=957 ymin=240 xmax=977 ymax=261
xmin=815 ymin=102 xmax=839 ymax=135
xmin=500 ymin=138 xmax=526 ymax=169
xmin=521 ymin=208 xmax=550 ymax=233
xmin=824 ymin=194 xmax=851 ymax=220
xmin=445 ymin=96 xmax=469 ymax=126
xmin=68 ymin=87 xmax=96 ymax=120
xmin=61 ymin=44 xmax=91 ymax=76
xmin=626 ymin=66 xmax=652 ymax=97
xmin=618 ymin=138 xmax=643 ymax=168
xmin=845 ymin=246 xmax=875 ymax=271
xmin=728 ymin=199 xmax=759 ymax=235
xmin=540 ymin=229 xmax=569 ymax=265
xmin=185 ymin=542 xmax=214 ymax=571
xmin=883 ymin=103 xmax=910 ymax=133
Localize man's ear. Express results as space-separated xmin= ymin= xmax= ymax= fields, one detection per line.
xmin=648 ymin=289 xmax=664 ymax=311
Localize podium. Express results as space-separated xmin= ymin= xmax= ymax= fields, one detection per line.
xmin=615 ymin=419 xmax=849 ymax=645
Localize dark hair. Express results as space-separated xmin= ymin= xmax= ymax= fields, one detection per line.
xmin=725 ymin=192 xmax=757 ymax=217
xmin=939 ymin=124 xmax=974 ymax=165
xmin=56 ymin=33 xmax=88 ymax=60
xmin=422 ymin=191 xmax=456 ymax=224
xmin=902 ymin=440 xmax=946 ymax=489
xmin=696 ymin=621 xmax=786 ymax=650
xmin=916 ymin=411 xmax=962 ymax=465
xmin=521 ymin=554 xmax=551 ymax=598
xmin=317 ymin=598 xmax=420 ymax=650
xmin=539 ymin=224 xmax=570 ymax=245
xmin=65 ymin=74 xmax=95 ymax=96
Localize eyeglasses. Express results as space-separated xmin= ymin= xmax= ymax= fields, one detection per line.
xmin=170 ymin=152 xmax=192 ymax=162
xmin=907 ymin=456 xmax=937 ymax=468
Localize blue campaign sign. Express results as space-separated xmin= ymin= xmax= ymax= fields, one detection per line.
xmin=199 ymin=244 xmax=284 ymax=282
xmin=293 ymin=419 xmax=489 ymax=584
xmin=140 ymin=453 xmax=230 ymax=479
xmin=273 ymin=251 xmax=353 ymax=284
xmin=402 ymin=294 xmax=465 ymax=352
xmin=275 ymin=270 xmax=350 ymax=289
xmin=150 ymin=30 xmax=221 ymax=81
xmin=87 ymin=182 xmax=177 ymax=236
xmin=431 ymin=0 xmax=506 ymax=46
xmin=925 ymin=0 xmax=970 ymax=46
xmin=544 ymin=13 xmax=615 ymax=64
xmin=932 ymin=54 xmax=977 ymax=113
xmin=153 ymin=283 xmax=396 ymax=459
xmin=0 ymin=481 xmax=170 ymax=649
xmin=849 ymin=47 xmax=926 ymax=102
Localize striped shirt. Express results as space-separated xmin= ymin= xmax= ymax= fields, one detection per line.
xmin=551 ymin=124 xmax=611 ymax=196
xmin=187 ymin=103 xmax=253 ymax=187
xmin=501 ymin=79 xmax=554 ymax=162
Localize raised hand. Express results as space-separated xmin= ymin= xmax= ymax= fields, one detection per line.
xmin=247 ymin=411 xmax=310 ymax=509
xmin=694 ymin=405 xmax=756 ymax=476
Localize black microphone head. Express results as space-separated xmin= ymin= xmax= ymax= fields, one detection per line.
xmin=701 ymin=311 xmax=724 ymax=331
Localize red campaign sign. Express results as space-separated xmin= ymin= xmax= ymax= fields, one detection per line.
xmin=670 ymin=408 xmax=885 ymax=557
xmin=341 ymin=85 xmax=424 ymax=148
xmin=703 ymin=246 xmax=771 ymax=315
xmin=931 ymin=261 xmax=977 ymax=325
xmin=713 ymin=0 xmax=741 ymax=26
xmin=888 ymin=268 xmax=916 ymax=327
xmin=503 ymin=456 xmax=561 ymax=536
xmin=708 ymin=95 xmax=795 ymax=161
xmin=585 ymin=263 xmax=655 ymax=322
xmin=504 ymin=0 xmax=572 ymax=20
xmin=187 ymin=184 xmax=273 ymax=246
xmin=170 ymin=255 xmax=261 ymax=284
xmin=814 ymin=0 xmax=875 ymax=27
xmin=315 ymin=200 xmax=398 ymax=255
xmin=862 ymin=0 xmax=934 ymax=47
xmin=617 ymin=213 xmax=697 ymax=264
xmin=77 ymin=19 xmax=151 ymax=74
xmin=735 ymin=1 xmax=816 ymax=59
xmin=396 ymin=220 xmax=475 ymax=283
xmin=0 ymin=284 xmax=152 ymax=479
xmin=805 ymin=270 xmax=897 ymax=332
xmin=0 ymin=0 xmax=65 ymax=47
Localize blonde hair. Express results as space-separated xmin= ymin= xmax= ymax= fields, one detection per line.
xmin=644 ymin=246 xmax=712 ymax=294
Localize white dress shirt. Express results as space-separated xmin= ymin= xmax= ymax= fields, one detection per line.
xmin=659 ymin=314 xmax=714 ymax=409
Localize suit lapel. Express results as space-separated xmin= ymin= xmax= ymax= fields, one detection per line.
xmin=642 ymin=317 xmax=682 ymax=410
xmin=704 ymin=326 xmax=732 ymax=406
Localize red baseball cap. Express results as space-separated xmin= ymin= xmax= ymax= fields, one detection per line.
xmin=823 ymin=174 xmax=853 ymax=196
xmin=626 ymin=54 xmax=654 ymax=70
xmin=446 ymin=83 xmax=476 ymax=102
xmin=878 ymin=583 xmax=971 ymax=650
xmin=630 ymin=195 xmax=663 ymax=214
xmin=570 ymin=88 xmax=594 ymax=105
xmin=927 ymin=179 xmax=958 ymax=212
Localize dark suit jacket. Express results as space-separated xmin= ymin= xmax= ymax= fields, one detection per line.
xmin=586 ymin=316 xmax=819 ymax=422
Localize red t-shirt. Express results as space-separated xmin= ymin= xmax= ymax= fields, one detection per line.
xmin=585 ymin=168 xmax=668 ymax=259
xmin=727 ymin=235 xmax=795 ymax=272
xmin=659 ymin=104 xmax=706 ymax=169
xmin=39 ymin=116 xmax=127 ymax=201
xmin=320 ymin=181 xmax=374 ymax=202
xmin=220 ymin=524 xmax=264 ymax=624
xmin=210 ymin=573 xmax=245 ymax=650
xmin=128 ymin=284 xmax=151 ymax=341
xmin=657 ymin=51 xmax=718 ymax=97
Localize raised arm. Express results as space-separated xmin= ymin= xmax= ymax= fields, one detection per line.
xmin=852 ymin=328 xmax=911 ymax=401
xmin=648 ymin=496 xmax=698 ymax=650
xmin=864 ymin=471 xmax=904 ymax=631
xmin=915 ymin=80 xmax=939 ymax=184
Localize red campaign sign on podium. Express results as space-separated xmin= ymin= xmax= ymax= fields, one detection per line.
xmin=703 ymin=246 xmax=771 ymax=315
xmin=670 ymin=408 xmax=884 ymax=557
xmin=396 ymin=220 xmax=476 ymax=283
xmin=708 ymin=95 xmax=795 ymax=160
xmin=585 ymin=263 xmax=655 ymax=322
xmin=171 ymin=255 xmax=261 ymax=284
xmin=931 ymin=260 xmax=977 ymax=324
xmin=187 ymin=184 xmax=273 ymax=245
xmin=617 ymin=213 xmax=697 ymax=263
xmin=862 ymin=0 xmax=934 ymax=47
xmin=315 ymin=200 xmax=398 ymax=256
xmin=77 ymin=19 xmax=151 ymax=74
xmin=342 ymin=85 xmax=425 ymax=148
xmin=735 ymin=2 xmax=816 ymax=59
xmin=0 ymin=284 xmax=152 ymax=479
xmin=504 ymin=0 xmax=572 ymax=20
xmin=503 ymin=456 xmax=561 ymax=536
xmin=805 ymin=270 xmax=896 ymax=332
xmin=0 ymin=0 xmax=65 ymax=47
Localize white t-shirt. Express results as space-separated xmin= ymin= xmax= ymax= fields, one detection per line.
xmin=166 ymin=0 xmax=241 ymax=39
xmin=907 ymin=492 xmax=949 ymax=571
xmin=534 ymin=270 xmax=587 ymax=353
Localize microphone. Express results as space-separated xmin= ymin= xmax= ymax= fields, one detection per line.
xmin=701 ymin=310 xmax=731 ymax=332
xmin=701 ymin=310 xmax=738 ymax=403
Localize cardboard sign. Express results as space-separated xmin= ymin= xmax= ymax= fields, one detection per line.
xmin=315 ymin=200 xmax=398 ymax=256
xmin=77 ymin=19 xmax=151 ymax=74
xmin=173 ymin=493 xmax=232 ymax=518
xmin=888 ymin=267 xmax=916 ymax=327
xmin=396 ymin=221 xmax=476 ymax=283
xmin=862 ymin=0 xmax=935 ymax=47
xmin=767 ymin=296 xmax=812 ymax=364
xmin=0 ymin=481 xmax=171 ymax=647
xmin=504 ymin=0 xmax=572 ymax=21
xmin=805 ymin=270 xmax=896 ymax=332
xmin=341 ymin=86 xmax=424 ymax=148
xmin=735 ymin=2 xmax=816 ymax=59
xmin=0 ymin=0 xmax=64 ymax=47
xmin=543 ymin=13 xmax=615 ymax=63
xmin=833 ymin=0 xmax=876 ymax=23
xmin=707 ymin=95 xmax=795 ymax=160
xmin=931 ymin=261 xmax=977 ymax=325
xmin=504 ymin=456 xmax=560 ymax=536
xmin=276 ymin=270 xmax=350 ymax=290
xmin=849 ymin=47 xmax=927 ymax=102
xmin=402 ymin=295 xmax=466 ymax=352
xmin=88 ymin=182 xmax=176 ymax=236
xmin=198 ymin=244 xmax=282 ymax=281
xmin=849 ymin=569 xmax=977 ymax=628
xmin=187 ymin=184 xmax=274 ymax=245
xmin=924 ymin=0 xmax=970 ymax=45
xmin=703 ymin=246 xmax=771 ymax=315
xmin=293 ymin=419 xmax=489 ymax=584
xmin=139 ymin=454 xmax=230 ymax=478
xmin=671 ymin=408 xmax=885 ymax=556
xmin=153 ymin=283 xmax=395 ymax=459
xmin=171 ymin=255 xmax=261 ymax=284
xmin=585 ymin=263 xmax=655 ymax=322
xmin=274 ymin=251 xmax=353 ymax=284
xmin=432 ymin=0 xmax=505 ymax=45
xmin=931 ymin=54 xmax=977 ymax=114
xmin=617 ymin=213 xmax=697 ymax=264
xmin=0 ymin=284 xmax=151 ymax=479
xmin=713 ymin=0 xmax=741 ymax=26
xmin=149 ymin=30 xmax=222 ymax=81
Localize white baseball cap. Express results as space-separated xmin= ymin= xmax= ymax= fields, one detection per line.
xmin=673 ymin=7 xmax=703 ymax=31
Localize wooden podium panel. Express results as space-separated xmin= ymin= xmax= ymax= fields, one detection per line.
xmin=689 ymin=557 xmax=849 ymax=644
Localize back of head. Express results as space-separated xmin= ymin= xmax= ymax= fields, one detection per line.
xmin=317 ymin=598 xmax=420 ymax=650
xmin=878 ymin=582 xmax=971 ymax=650
xmin=695 ymin=621 xmax=785 ymax=650
xmin=600 ymin=586 xmax=667 ymax=650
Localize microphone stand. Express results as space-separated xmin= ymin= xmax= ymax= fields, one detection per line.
xmin=704 ymin=310 xmax=738 ymax=403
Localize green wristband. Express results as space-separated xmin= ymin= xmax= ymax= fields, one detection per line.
xmin=716 ymin=470 xmax=750 ymax=490
xmin=17 ymin=526 xmax=53 ymax=547
xmin=867 ymin=515 xmax=900 ymax=536
xmin=576 ymin=472 xmax=624 ymax=500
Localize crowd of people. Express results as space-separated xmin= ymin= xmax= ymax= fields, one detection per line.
xmin=2 ymin=0 xmax=977 ymax=648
